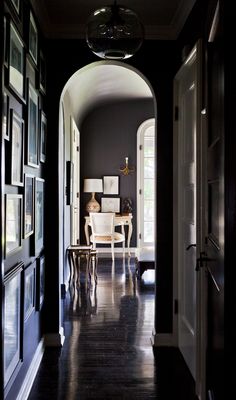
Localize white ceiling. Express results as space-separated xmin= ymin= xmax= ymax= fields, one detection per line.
xmin=63 ymin=62 xmax=153 ymax=125
xmin=32 ymin=0 xmax=196 ymax=40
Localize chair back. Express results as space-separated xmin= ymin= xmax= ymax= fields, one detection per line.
xmin=90 ymin=213 xmax=115 ymax=236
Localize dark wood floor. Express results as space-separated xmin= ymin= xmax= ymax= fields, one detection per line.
xmin=28 ymin=257 xmax=196 ymax=399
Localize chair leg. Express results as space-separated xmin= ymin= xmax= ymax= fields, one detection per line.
xmin=111 ymin=243 xmax=114 ymax=261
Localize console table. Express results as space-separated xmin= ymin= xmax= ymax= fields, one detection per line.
xmin=84 ymin=214 xmax=133 ymax=256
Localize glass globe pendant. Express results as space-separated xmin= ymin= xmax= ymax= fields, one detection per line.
xmin=86 ymin=1 xmax=144 ymax=60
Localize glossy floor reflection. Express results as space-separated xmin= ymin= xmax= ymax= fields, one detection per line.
xmin=28 ymin=258 xmax=195 ymax=400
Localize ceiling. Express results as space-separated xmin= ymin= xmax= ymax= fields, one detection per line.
xmin=31 ymin=0 xmax=196 ymax=125
xmin=32 ymin=0 xmax=196 ymax=40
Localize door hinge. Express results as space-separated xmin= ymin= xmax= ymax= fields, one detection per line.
xmin=77 ymin=145 xmax=80 ymax=152
xmin=139 ymin=189 xmax=142 ymax=195
xmin=174 ymin=106 xmax=179 ymax=121
xmin=76 ymin=192 xmax=80 ymax=198
xmin=139 ymin=144 xmax=142 ymax=150
xmin=139 ymin=233 xmax=141 ymax=239
xmin=76 ymin=239 xmax=80 ymax=245
xmin=174 ymin=299 xmax=178 ymax=314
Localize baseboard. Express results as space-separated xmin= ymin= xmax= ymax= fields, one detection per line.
xmin=16 ymin=338 xmax=45 ymax=400
xmin=44 ymin=327 xmax=65 ymax=347
xmin=151 ymin=329 xmax=176 ymax=347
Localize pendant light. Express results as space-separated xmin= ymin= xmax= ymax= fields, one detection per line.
xmin=86 ymin=1 xmax=144 ymax=60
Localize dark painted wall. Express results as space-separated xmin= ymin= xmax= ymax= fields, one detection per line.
xmin=80 ymin=99 xmax=155 ymax=247
xmin=44 ymin=38 xmax=178 ymax=335
xmin=1 ymin=0 xmax=46 ymax=398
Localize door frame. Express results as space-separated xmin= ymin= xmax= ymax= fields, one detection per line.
xmin=173 ymin=40 xmax=207 ymax=399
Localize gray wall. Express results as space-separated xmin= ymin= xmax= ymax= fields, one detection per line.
xmin=80 ymin=98 xmax=155 ymax=247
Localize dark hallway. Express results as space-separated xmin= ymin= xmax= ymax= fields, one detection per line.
xmin=28 ymin=258 xmax=195 ymax=400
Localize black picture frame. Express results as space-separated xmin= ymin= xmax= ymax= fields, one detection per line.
xmin=27 ymin=80 xmax=39 ymax=168
xmin=4 ymin=261 xmax=24 ymax=387
xmin=36 ymin=256 xmax=45 ymax=310
xmin=10 ymin=109 xmax=24 ymax=186
xmin=8 ymin=21 xmax=25 ymax=101
xmin=66 ymin=161 xmax=74 ymax=205
xmin=24 ymin=262 xmax=35 ymax=322
xmin=24 ymin=174 xmax=34 ymax=238
xmin=3 ymin=91 xmax=10 ymax=140
xmin=10 ymin=0 xmax=20 ymax=15
xmin=33 ymin=178 xmax=44 ymax=255
xmin=5 ymin=194 xmax=22 ymax=257
xmin=29 ymin=10 xmax=38 ymax=66
xmin=40 ymin=111 xmax=47 ymax=163
xmin=39 ymin=51 xmax=46 ymax=94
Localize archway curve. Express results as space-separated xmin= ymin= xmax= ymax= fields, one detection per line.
xmin=58 ymin=60 xmax=158 ymax=323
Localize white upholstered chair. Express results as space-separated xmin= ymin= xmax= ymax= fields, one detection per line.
xmin=89 ymin=212 xmax=125 ymax=260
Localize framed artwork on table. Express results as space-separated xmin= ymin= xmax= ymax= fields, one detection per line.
xmin=24 ymin=262 xmax=35 ymax=322
xmin=27 ymin=81 xmax=39 ymax=167
xmin=24 ymin=174 xmax=34 ymax=238
xmin=29 ymin=11 xmax=38 ymax=65
xmin=103 ymin=176 xmax=119 ymax=195
xmin=10 ymin=109 xmax=24 ymax=186
xmin=101 ymin=197 xmax=120 ymax=213
xmin=3 ymin=91 xmax=9 ymax=140
xmin=36 ymin=256 xmax=45 ymax=310
xmin=40 ymin=111 xmax=47 ymax=163
xmin=5 ymin=194 xmax=22 ymax=257
xmin=8 ymin=21 xmax=24 ymax=100
xmin=4 ymin=262 xmax=23 ymax=387
xmin=33 ymin=178 xmax=44 ymax=255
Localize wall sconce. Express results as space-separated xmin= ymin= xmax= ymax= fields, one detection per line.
xmin=119 ymin=157 xmax=135 ymax=176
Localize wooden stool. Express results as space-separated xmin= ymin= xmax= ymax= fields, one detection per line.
xmin=67 ymin=245 xmax=93 ymax=287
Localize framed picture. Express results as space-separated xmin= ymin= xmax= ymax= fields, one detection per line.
xmin=36 ymin=256 xmax=45 ymax=310
xmin=24 ymin=174 xmax=34 ymax=238
xmin=10 ymin=109 xmax=24 ymax=186
xmin=29 ymin=11 xmax=38 ymax=65
xmin=10 ymin=0 xmax=20 ymax=15
xmin=4 ymin=16 xmax=8 ymax=66
xmin=8 ymin=21 xmax=24 ymax=100
xmin=4 ymin=261 xmax=23 ymax=387
xmin=40 ymin=111 xmax=47 ymax=162
xmin=27 ymin=81 xmax=39 ymax=167
xmin=101 ymin=197 xmax=120 ymax=213
xmin=5 ymin=194 xmax=22 ymax=257
xmin=103 ymin=176 xmax=119 ymax=195
xmin=24 ymin=262 xmax=35 ymax=322
xmin=39 ymin=51 xmax=46 ymax=94
xmin=3 ymin=91 xmax=9 ymax=140
xmin=33 ymin=178 xmax=44 ymax=255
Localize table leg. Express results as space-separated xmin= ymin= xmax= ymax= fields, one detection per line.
xmin=127 ymin=222 xmax=133 ymax=257
xmin=84 ymin=221 xmax=90 ymax=245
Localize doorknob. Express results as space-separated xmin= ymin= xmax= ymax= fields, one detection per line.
xmin=196 ymin=251 xmax=214 ymax=271
xmin=186 ymin=243 xmax=196 ymax=250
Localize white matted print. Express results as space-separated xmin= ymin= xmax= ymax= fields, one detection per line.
xmin=101 ymin=197 xmax=120 ymax=213
xmin=103 ymin=176 xmax=119 ymax=195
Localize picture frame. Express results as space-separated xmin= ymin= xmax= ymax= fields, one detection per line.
xmin=101 ymin=197 xmax=120 ymax=213
xmin=33 ymin=178 xmax=44 ymax=255
xmin=103 ymin=176 xmax=119 ymax=195
xmin=29 ymin=10 xmax=38 ymax=65
xmin=24 ymin=174 xmax=34 ymax=238
xmin=5 ymin=194 xmax=22 ymax=257
xmin=3 ymin=91 xmax=10 ymax=140
xmin=24 ymin=262 xmax=35 ymax=322
xmin=40 ymin=111 xmax=47 ymax=163
xmin=27 ymin=80 xmax=39 ymax=168
xmin=39 ymin=51 xmax=46 ymax=94
xmin=4 ymin=262 xmax=23 ymax=387
xmin=8 ymin=21 xmax=24 ymax=100
xmin=10 ymin=0 xmax=20 ymax=15
xmin=10 ymin=109 xmax=24 ymax=186
xmin=36 ymin=256 xmax=45 ymax=310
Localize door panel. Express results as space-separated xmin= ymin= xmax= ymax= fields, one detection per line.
xmin=176 ymin=49 xmax=197 ymax=380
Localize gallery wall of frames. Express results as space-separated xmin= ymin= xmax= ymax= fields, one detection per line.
xmin=2 ymin=0 xmax=46 ymax=396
